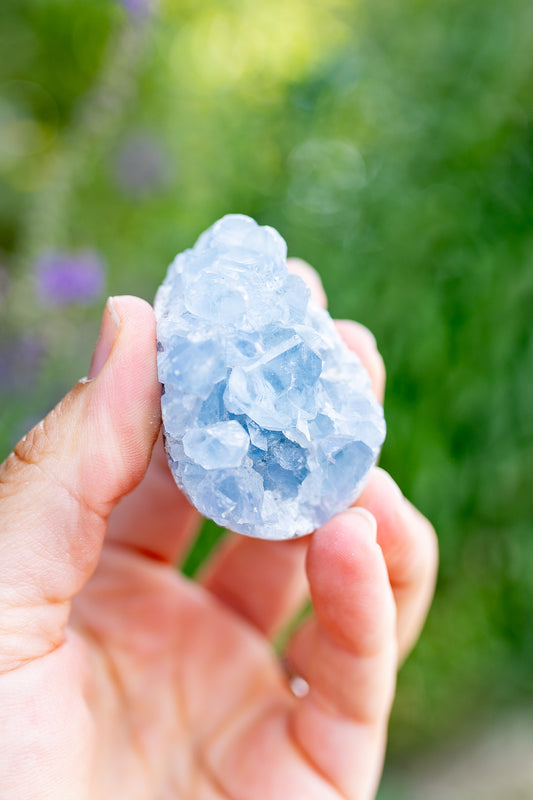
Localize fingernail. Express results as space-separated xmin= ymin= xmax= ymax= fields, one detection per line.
xmin=344 ymin=506 xmax=377 ymax=540
xmin=87 ymin=297 xmax=120 ymax=380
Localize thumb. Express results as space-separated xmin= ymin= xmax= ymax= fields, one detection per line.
xmin=0 ymin=296 xmax=160 ymax=664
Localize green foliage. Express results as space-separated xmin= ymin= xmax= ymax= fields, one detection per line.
xmin=1 ymin=0 xmax=532 ymax=769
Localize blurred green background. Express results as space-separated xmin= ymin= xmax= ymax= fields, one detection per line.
xmin=1 ymin=0 xmax=532 ymax=796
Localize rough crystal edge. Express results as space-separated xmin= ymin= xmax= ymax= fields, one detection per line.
xmin=155 ymin=214 xmax=386 ymax=540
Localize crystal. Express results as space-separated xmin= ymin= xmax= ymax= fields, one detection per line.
xmin=155 ymin=214 xmax=385 ymax=540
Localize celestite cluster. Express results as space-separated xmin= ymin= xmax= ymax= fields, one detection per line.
xmin=155 ymin=215 xmax=385 ymax=540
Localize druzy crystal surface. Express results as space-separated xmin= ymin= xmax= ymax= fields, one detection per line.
xmin=155 ymin=215 xmax=385 ymax=540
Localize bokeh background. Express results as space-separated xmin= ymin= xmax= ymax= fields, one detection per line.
xmin=1 ymin=1 xmax=532 ymax=797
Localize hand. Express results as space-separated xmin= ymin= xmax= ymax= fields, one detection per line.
xmin=0 ymin=272 xmax=437 ymax=799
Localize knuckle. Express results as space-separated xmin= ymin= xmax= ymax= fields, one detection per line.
xmin=13 ymin=418 xmax=52 ymax=466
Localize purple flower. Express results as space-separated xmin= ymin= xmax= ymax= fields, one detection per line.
xmin=118 ymin=0 xmax=154 ymax=17
xmin=34 ymin=250 xmax=106 ymax=306
xmin=114 ymin=133 xmax=169 ymax=198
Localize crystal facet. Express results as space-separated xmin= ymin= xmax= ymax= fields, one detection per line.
xmin=155 ymin=214 xmax=385 ymax=540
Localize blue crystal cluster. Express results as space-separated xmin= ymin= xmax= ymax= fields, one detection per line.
xmin=155 ymin=215 xmax=385 ymax=540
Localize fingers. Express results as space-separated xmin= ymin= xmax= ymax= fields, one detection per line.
xmin=200 ymin=536 xmax=310 ymax=638
xmin=205 ymin=500 xmax=434 ymax=800
xmin=0 ymin=296 xmax=160 ymax=668
xmin=288 ymin=508 xmax=397 ymax=800
xmin=355 ymin=467 xmax=438 ymax=660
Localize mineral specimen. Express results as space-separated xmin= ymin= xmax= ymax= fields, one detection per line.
xmin=155 ymin=214 xmax=385 ymax=540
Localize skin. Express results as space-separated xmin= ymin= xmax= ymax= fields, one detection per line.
xmin=0 ymin=263 xmax=438 ymax=800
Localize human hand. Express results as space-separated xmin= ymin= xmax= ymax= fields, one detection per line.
xmin=0 ymin=269 xmax=437 ymax=800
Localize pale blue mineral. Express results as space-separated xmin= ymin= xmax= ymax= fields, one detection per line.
xmin=154 ymin=214 xmax=385 ymax=540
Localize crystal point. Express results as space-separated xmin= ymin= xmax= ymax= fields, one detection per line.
xmin=155 ymin=214 xmax=385 ymax=539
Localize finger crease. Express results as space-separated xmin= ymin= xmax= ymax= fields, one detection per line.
xmin=194 ymin=753 xmax=242 ymax=800
xmin=9 ymin=447 xmax=107 ymax=526
xmin=286 ymin=712 xmax=349 ymax=800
